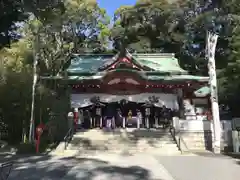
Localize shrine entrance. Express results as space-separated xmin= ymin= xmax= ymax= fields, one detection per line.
xmin=77 ymin=97 xmax=175 ymax=130
xmin=102 ymin=101 xmax=144 ymax=128
xmin=40 ymin=50 xmax=211 ymax=153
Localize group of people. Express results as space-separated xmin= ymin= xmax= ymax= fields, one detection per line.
xmin=74 ymin=105 xmax=175 ymax=129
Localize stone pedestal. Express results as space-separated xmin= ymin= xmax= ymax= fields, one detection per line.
xmin=173 ymin=118 xmax=214 ymax=151
xmin=179 ymin=131 xmax=213 ymax=151
xmin=232 ymin=130 xmax=240 ymax=153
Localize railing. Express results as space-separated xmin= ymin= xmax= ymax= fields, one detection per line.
xmin=0 ymin=161 xmax=13 ymax=180
xmin=169 ymin=122 xmax=182 ymax=153
xmin=170 ymin=118 xmax=218 ymax=153
xmin=172 ymin=119 xmax=233 ymax=152
xmin=169 ymin=118 xmax=190 ymax=153
xmin=63 ymin=128 xmax=74 ymax=150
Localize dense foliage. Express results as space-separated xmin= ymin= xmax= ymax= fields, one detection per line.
xmin=111 ymin=0 xmax=240 ymax=115
xmin=0 ymin=0 xmax=240 ymax=144
xmin=0 ymin=0 xmax=110 ymax=143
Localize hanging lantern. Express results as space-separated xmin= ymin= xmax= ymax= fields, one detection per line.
xmin=96 ymin=107 xmax=101 ymax=116
xmin=120 ymin=99 xmax=128 ymax=105
xmin=145 ymin=107 xmax=150 ymax=116
xmin=90 ymin=96 xmax=100 ymax=104
xmin=148 ymin=96 xmax=159 ymax=104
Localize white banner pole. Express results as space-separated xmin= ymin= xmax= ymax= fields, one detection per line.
xmin=206 ymin=31 xmax=221 ymax=153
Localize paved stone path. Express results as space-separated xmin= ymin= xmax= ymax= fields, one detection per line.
xmin=5 ymin=152 xmax=240 ymax=180
xmin=157 ymin=154 xmax=240 ymax=180
xmin=8 ymin=153 xmax=175 ymax=180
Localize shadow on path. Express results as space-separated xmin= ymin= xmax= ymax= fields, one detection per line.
xmin=5 ymin=154 xmax=162 ymax=180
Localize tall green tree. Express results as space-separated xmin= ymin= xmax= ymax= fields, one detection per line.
xmin=0 ymin=0 xmax=26 ymax=48
xmin=0 ymin=0 xmax=111 ymax=143
xmin=111 ymin=0 xmax=240 ymax=115
xmin=111 ymin=0 xmax=230 ymax=73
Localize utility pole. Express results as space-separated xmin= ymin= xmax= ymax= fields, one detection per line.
xmin=206 ymin=31 xmax=221 ymax=153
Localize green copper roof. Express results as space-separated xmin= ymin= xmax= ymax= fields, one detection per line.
xmin=50 ymin=73 xmax=208 ymax=81
xmin=132 ymin=54 xmax=187 ymax=74
xmin=42 ymin=52 xmax=209 ymax=83
xmin=66 ymin=53 xmax=188 ymax=74
xmin=67 ymin=54 xmax=114 ymax=74
xmin=194 ymin=86 xmax=210 ymax=97
xmin=67 ymin=75 xmax=103 ymax=80
xmin=40 ymin=73 xmax=209 ymax=83
xmin=146 ymin=75 xmax=209 ymax=81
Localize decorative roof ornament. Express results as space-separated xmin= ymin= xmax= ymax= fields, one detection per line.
xmin=142 ymin=96 xmax=159 ymax=107
xmin=142 ymin=100 xmax=152 ymax=107
xmin=120 ymin=99 xmax=128 ymax=105
xmin=90 ymin=96 xmax=104 ymax=107
xmin=148 ymin=96 xmax=159 ymax=103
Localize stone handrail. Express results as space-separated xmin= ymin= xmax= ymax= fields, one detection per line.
xmin=64 ymin=127 xmax=74 ymax=150
xmin=172 ymin=117 xmax=215 ymax=152
xmin=169 ymin=125 xmax=181 ymax=152
xmin=171 ymin=117 xmax=190 ymax=153
xmin=0 ymin=161 xmax=13 ymax=180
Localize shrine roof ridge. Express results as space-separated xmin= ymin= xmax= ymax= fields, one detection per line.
xmin=71 ymin=53 xmax=115 ymax=56
xmin=132 ymin=53 xmax=175 ymax=58
xmin=70 ymin=53 xmax=175 ymax=57
xmin=70 ymin=54 xmax=115 ymax=58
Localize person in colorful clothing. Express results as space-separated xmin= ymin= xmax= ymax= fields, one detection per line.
xmin=127 ymin=110 xmax=132 ymax=121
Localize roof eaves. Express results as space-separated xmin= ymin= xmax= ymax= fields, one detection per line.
xmin=132 ymin=53 xmax=175 ymax=58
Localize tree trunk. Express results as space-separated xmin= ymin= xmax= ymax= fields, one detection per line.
xmin=29 ymin=34 xmax=39 ymax=143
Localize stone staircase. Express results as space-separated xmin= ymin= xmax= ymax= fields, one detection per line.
xmin=54 ymin=128 xmax=181 ymax=156
xmin=179 ymin=131 xmax=213 ymax=151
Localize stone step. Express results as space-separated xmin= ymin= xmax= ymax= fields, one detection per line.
xmin=76 ymin=128 xmax=171 ymax=132
xmin=67 ymin=145 xmax=179 ymax=150
xmin=64 ymin=148 xmax=180 ymax=156
xmin=71 ymin=137 xmax=175 ymax=142
xmin=65 ymin=147 xmax=180 ymax=155
xmin=69 ymin=135 xmax=176 ymax=141
xmin=61 ymin=149 xmax=181 ymax=156
xmin=74 ymin=129 xmax=172 ymax=138
xmin=186 ymin=144 xmax=208 ymax=148
xmin=182 ymin=138 xmax=209 ymax=143
xmin=67 ymin=139 xmax=178 ymax=150
xmin=71 ymin=135 xmax=174 ymax=140
xmin=68 ymin=136 xmax=176 ymax=146
xmin=67 ymin=144 xmax=178 ymax=151
xmin=63 ymin=129 xmax=180 ymax=155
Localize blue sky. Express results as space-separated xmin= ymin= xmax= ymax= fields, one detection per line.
xmin=97 ymin=0 xmax=136 ymax=17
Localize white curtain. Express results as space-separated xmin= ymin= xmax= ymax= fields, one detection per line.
xmin=71 ymin=94 xmax=93 ymax=108
xmin=71 ymin=93 xmax=179 ymax=110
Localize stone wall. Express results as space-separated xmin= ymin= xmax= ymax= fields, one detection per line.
xmin=173 ymin=119 xmax=233 ymax=152
xmin=179 ymin=131 xmax=213 ymax=151
xmin=173 ymin=118 xmax=214 ymax=151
